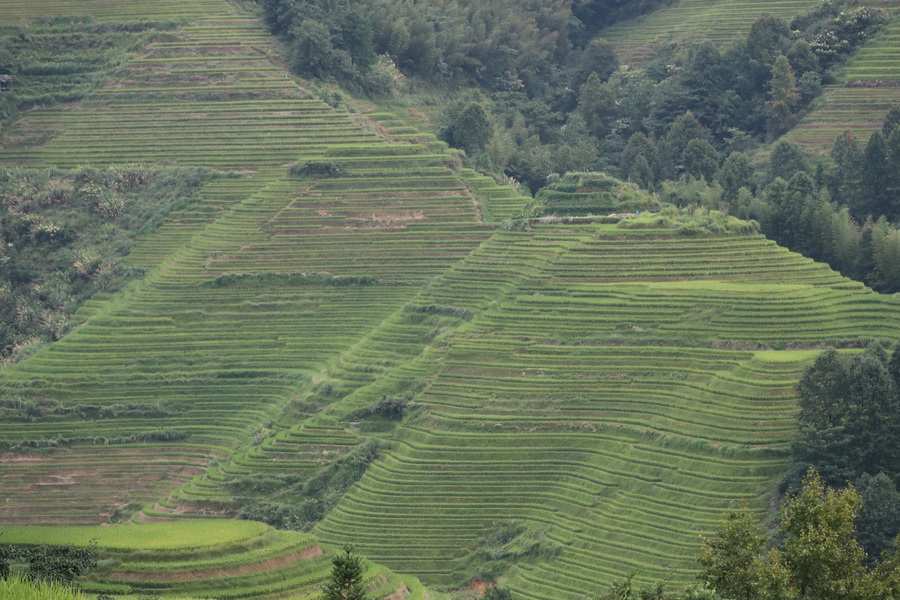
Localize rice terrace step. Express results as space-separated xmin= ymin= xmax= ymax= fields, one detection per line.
xmin=1 ymin=0 xmax=899 ymax=598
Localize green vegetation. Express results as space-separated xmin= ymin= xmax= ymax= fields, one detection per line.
xmin=235 ymin=439 xmax=380 ymax=531
xmin=533 ymin=172 xmax=659 ymax=216
xmin=0 ymin=521 xmax=267 ymax=550
xmin=0 ymin=165 xmax=207 ymax=362
xmin=617 ymin=206 xmax=759 ymax=235
xmin=699 ymin=470 xmax=900 ymax=600
xmin=781 ymin=339 xmax=900 ymax=561
xmin=2 ymin=0 xmax=900 ymax=598
xmin=0 ymin=572 xmax=87 ymax=600
xmin=323 ymin=545 xmax=369 ymax=600
xmin=1 ymin=523 xmax=428 ymax=600
xmin=0 ymin=541 xmax=96 ymax=584
xmin=0 ymin=15 xmax=176 ymax=127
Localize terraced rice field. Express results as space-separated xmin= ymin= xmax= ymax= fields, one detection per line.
xmin=0 ymin=0 xmax=234 ymax=23
xmin=0 ymin=0 xmax=524 ymax=529
xmin=2 ymin=0 xmax=900 ymax=598
xmin=602 ymin=0 xmax=822 ymax=63
xmin=783 ymin=85 xmax=900 ymax=153
xmin=0 ymin=522 xmax=428 ymax=600
xmin=306 ymin=225 xmax=899 ymax=594
xmin=779 ymin=1 xmax=900 ymax=153
xmin=0 ymin=445 xmax=222 ymax=525
xmin=601 ymin=0 xmax=900 ymax=155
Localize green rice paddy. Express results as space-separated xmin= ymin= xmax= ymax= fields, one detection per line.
xmin=0 ymin=520 xmax=267 ymax=549
xmin=0 ymin=0 xmax=898 ymax=598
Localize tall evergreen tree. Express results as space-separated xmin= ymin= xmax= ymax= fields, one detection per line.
xmin=860 ymin=131 xmax=890 ymax=219
xmin=766 ymin=55 xmax=799 ymax=136
xmin=322 ymin=545 xmax=369 ymax=600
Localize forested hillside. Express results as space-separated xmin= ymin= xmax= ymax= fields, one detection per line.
xmin=1 ymin=0 xmax=900 ymax=599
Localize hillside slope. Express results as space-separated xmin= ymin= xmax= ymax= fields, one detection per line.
xmin=600 ymin=0 xmax=900 ymax=154
xmin=784 ymin=0 xmax=900 ymax=153
xmin=1 ymin=1 xmax=899 ymax=599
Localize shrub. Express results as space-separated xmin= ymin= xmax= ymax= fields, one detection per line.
xmin=288 ymin=161 xmax=345 ymax=178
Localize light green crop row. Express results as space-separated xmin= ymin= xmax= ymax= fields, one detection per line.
xmin=0 ymin=520 xmax=268 ymax=550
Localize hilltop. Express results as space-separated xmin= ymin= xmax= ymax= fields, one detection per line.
xmin=0 ymin=0 xmax=899 ymax=599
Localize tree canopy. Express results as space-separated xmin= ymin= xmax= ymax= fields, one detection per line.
xmin=700 ymin=470 xmax=900 ymax=600
xmin=322 ymin=545 xmax=369 ymax=600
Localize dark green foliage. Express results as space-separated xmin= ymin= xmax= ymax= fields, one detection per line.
xmin=725 ymin=114 xmax=900 ymax=295
xmin=666 ymin=111 xmax=707 ymax=161
xmin=578 ymin=73 xmax=618 ymax=139
xmin=717 ymin=152 xmax=753 ymax=202
xmin=701 ymin=470 xmax=900 ymax=600
xmin=786 ymin=343 xmax=900 ymax=492
xmin=483 ymin=587 xmax=513 ymax=600
xmin=238 ymin=439 xmax=379 ymax=531
xmin=255 ymin=0 xmax=885 ymax=210
xmin=622 ymin=133 xmax=658 ymax=188
xmin=444 ymin=102 xmax=493 ymax=154
xmin=0 ymin=166 xmax=206 ymax=361
xmin=767 ymin=141 xmax=808 ymax=184
xmin=322 ymin=545 xmax=368 ymax=600
xmin=289 ymin=161 xmax=346 ymax=179
xmin=0 ymin=542 xmax=96 ymax=584
xmin=201 ymin=273 xmax=376 ymax=288
xmin=347 ymin=394 xmax=410 ymax=421
xmin=766 ymin=55 xmax=799 ymax=136
xmin=681 ymin=138 xmax=719 ymax=181
xmin=535 ymin=172 xmax=658 ymax=216
xmin=697 ymin=503 xmax=765 ymax=600
xmin=829 ymin=119 xmax=900 ymax=223
xmin=572 ymin=38 xmax=619 ymax=88
xmin=289 ymin=18 xmax=353 ymax=80
xmin=856 ymin=473 xmax=900 ymax=563
xmin=785 ymin=341 xmax=900 ymax=558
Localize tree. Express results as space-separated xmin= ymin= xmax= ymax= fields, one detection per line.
xmin=767 ymin=141 xmax=808 ymax=184
xmin=341 ymin=10 xmax=376 ymax=70
xmin=859 ymin=131 xmax=890 ymax=220
xmin=700 ymin=470 xmax=900 ymax=600
xmin=718 ymin=152 xmax=753 ymax=203
xmin=788 ymin=344 xmax=900 ymax=491
xmin=622 ymin=132 xmax=658 ymax=187
xmin=766 ymin=55 xmax=799 ymax=136
xmin=682 ymin=138 xmax=720 ymax=182
xmin=697 ymin=502 xmax=766 ymax=600
xmin=856 ymin=473 xmax=900 ymax=563
xmin=322 ymin=545 xmax=369 ymax=600
xmin=776 ymin=469 xmax=867 ymax=600
xmin=786 ymin=40 xmax=819 ymax=78
xmin=577 ymin=72 xmax=617 ymax=138
xmin=845 ymin=350 xmax=899 ymax=475
xmin=289 ymin=19 xmax=353 ymax=79
xmin=796 ymin=349 xmax=851 ymax=430
xmin=666 ymin=111 xmax=707 ymax=160
xmin=573 ymin=38 xmax=618 ymax=87
xmin=449 ymin=102 xmax=493 ymax=154
xmin=884 ymin=129 xmax=900 ymax=221
xmin=484 ymin=586 xmax=514 ymax=600
xmin=830 ymin=131 xmax=863 ymax=207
